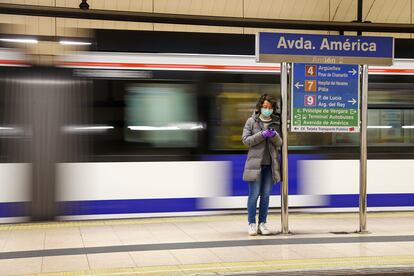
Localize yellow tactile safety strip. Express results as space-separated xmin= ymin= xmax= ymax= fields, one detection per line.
xmin=22 ymin=255 xmax=414 ymax=276
xmin=1 ymin=211 xmax=414 ymax=231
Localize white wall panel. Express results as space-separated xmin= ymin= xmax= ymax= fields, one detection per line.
xmin=0 ymin=164 xmax=31 ymax=202
xmin=200 ymin=195 xmax=327 ymax=209
xmin=57 ymin=161 xmax=231 ymax=201
xmin=299 ymin=160 xmax=414 ymax=195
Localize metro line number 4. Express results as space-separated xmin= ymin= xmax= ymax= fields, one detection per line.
xmin=305 ymin=65 xmax=317 ymax=76
xmin=305 ymin=65 xmax=317 ymax=91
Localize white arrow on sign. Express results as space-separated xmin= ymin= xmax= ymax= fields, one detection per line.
xmin=348 ymin=68 xmax=357 ymax=75
xmin=294 ymin=82 xmax=304 ymax=89
xmin=348 ymin=98 xmax=357 ymax=105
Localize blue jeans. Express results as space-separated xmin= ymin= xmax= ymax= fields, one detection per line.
xmin=247 ymin=165 xmax=273 ymax=224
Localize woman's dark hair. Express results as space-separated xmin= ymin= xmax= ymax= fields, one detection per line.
xmin=254 ymin=94 xmax=279 ymax=114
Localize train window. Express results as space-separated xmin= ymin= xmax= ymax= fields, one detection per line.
xmin=209 ymin=83 xmax=280 ymax=150
xmin=125 ymin=83 xmax=198 ymax=148
xmin=331 ymin=109 xmax=414 ymax=146
xmin=368 ymin=83 xmax=414 ymax=107
xmin=368 ymin=109 xmax=414 ymax=145
xmin=209 ymin=82 xmax=414 ymax=150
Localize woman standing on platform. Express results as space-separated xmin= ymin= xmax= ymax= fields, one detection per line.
xmin=242 ymin=94 xmax=282 ymax=236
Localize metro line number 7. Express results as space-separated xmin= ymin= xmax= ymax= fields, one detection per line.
xmin=305 ymin=80 xmax=316 ymax=91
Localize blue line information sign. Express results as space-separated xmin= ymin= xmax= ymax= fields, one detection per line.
xmin=291 ymin=63 xmax=360 ymax=133
xmin=257 ymin=32 xmax=394 ymax=65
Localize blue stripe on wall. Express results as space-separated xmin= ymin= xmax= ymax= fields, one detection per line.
xmin=329 ymin=194 xmax=414 ymax=208
xmin=58 ymin=198 xmax=199 ymax=216
xmin=0 ymin=202 xmax=29 ymax=217
xmin=58 ymin=194 xmax=414 ymax=216
xmin=3 ymin=194 xmax=413 ymax=217
xmin=202 ymin=153 xmax=322 ymax=196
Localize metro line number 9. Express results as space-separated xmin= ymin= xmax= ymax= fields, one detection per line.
xmin=304 ymin=95 xmax=316 ymax=107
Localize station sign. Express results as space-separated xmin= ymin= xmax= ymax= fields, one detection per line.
xmin=256 ymin=32 xmax=394 ymax=65
xmin=291 ymin=63 xmax=359 ymax=133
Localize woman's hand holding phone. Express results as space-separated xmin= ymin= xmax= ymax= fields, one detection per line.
xmin=262 ymin=128 xmax=276 ymax=138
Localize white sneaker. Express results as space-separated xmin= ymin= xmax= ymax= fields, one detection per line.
xmin=258 ymin=222 xmax=271 ymax=235
xmin=248 ymin=223 xmax=257 ymax=236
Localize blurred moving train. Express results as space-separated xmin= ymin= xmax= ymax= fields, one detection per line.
xmin=0 ymin=48 xmax=413 ymax=222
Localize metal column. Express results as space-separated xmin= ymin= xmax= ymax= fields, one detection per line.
xmin=359 ymin=64 xmax=368 ymax=233
xmin=281 ymin=62 xmax=289 ymax=234
xmin=357 ymin=0 xmax=363 ymax=36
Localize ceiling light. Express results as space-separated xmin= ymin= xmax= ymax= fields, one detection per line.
xmin=62 ymin=125 xmax=114 ymax=133
xmin=128 ymin=123 xmax=204 ymax=131
xmin=60 ymin=40 xmax=92 ymax=45
xmin=367 ymin=126 xmax=392 ymax=129
xmin=128 ymin=126 xmax=180 ymax=131
xmin=0 ymin=38 xmax=38 ymax=44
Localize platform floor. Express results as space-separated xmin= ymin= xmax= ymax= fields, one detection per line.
xmin=0 ymin=212 xmax=414 ymax=275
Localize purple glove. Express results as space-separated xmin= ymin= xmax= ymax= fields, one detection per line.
xmin=262 ymin=128 xmax=276 ymax=138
